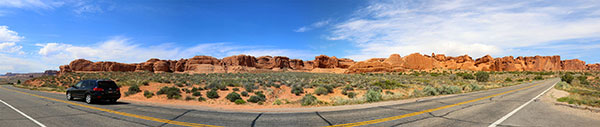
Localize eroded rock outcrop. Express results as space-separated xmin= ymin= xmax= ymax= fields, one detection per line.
xmin=59 ymin=53 xmax=599 ymax=74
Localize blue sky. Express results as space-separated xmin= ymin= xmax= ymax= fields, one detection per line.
xmin=1 ymin=0 xmax=600 ymax=73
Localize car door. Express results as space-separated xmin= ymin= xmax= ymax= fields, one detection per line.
xmin=72 ymin=81 xmax=84 ymax=97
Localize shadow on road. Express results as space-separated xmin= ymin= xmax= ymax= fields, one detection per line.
xmin=94 ymin=101 xmax=131 ymax=105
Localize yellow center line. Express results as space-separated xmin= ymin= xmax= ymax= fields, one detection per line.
xmin=326 ymin=82 xmax=544 ymax=127
xmin=0 ymin=86 xmax=222 ymax=127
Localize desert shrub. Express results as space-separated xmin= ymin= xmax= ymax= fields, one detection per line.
xmin=475 ymin=72 xmax=489 ymax=82
xmin=577 ymin=76 xmax=589 ymax=85
xmin=555 ymin=81 xmax=571 ymax=90
xmin=273 ymin=99 xmax=283 ymax=105
xmin=206 ymin=89 xmax=220 ymax=99
xmin=17 ymin=80 xmax=21 ymax=84
xmin=561 ymin=73 xmax=574 ymax=84
xmin=470 ymin=84 xmax=482 ymax=91
xmin=141 ymin=81 xmax=149 ymax=86
xmin=207 ymin=82 xmax=228 ymax=91
xmin=232 ymin=88 xmax=240 ymax=91
xmin=244 ymin=83 xmax=256 ymax=92
xmin=185 ymin=96 xmax=195 ymax=101
xmin=534 ymin=75 xmax=544 ymax=80
xmin=291 ymin=85 xmax=304 ymax=96
xmin=255 ymin=91 xmax=266 ymax=99
xmin=438 ymin=85 xmax=460 ymax=95
xmin=505 ymin=77 xmax=512 ymax=82
xmin=175 ymin=83 xmax=184 ymax=87
xmin=234 ymin=99 xmax=246 ymax=104
xmin=347 ymin=92 xmax=356 ymax=98
xmin=364 ymin=90 xmax=383 ymax=102
xmin=314 ymin=86 xmax=329 ymax=96
xmin=143 ymin=90 xmax=154 ymax=98
xmin=372 ymin=80 xmax=406 ymax=89
xmin=247 ymin=95 xmax=264 ymax=103
xmin=191 ymin=87 xmax=198 ymax=92
xmin=458 ymin=73 xmax=475 ymax=80
xmin=125 ymin=85 xmax=142 ymax=96
xmin=198 ymin=97 xmax=206 ymax=101
xmin=226 ymin=92 xmax=242 ymax=102
xmin=156 ymin=86 xmax=181 ymax=99
xmin=369 ymin=86 xmax=383 ymax=92
xmin=423 ymin=86 xmax=439 ymax=96
xmin=192 ymin=91 xmax=202 ymax=97
xmin=385 ymin=91 xmax=394 ymax=95
xmin=241 ymin=91 xmax=249 ymax=97
xmin=301 ymin=94 xmax=318 ymax=106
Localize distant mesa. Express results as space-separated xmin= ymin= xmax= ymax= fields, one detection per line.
xmin=58 ymin=53 xmax=600 ymax=74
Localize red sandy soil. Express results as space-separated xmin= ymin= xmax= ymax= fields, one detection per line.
xmin=117 ymin=83 xmax=388 ymax=110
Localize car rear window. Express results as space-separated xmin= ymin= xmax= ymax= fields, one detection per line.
xmin=98 ymin=81 xmax=118 ymax=88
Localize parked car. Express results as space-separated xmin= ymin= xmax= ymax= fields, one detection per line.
xmin=66 ymin=79 xmax=121 ymax=104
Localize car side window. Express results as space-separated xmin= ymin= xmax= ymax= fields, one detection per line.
xmin=75 ymin=82 xmax=82 ymax=88
xmin=83 ymin=81 xmax=92 ymax=89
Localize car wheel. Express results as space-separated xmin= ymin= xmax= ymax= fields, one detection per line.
xmin=66 ymin=92 xmax=73 ymax=101
xmin=85 ymin=94 xmax=94 ymax=104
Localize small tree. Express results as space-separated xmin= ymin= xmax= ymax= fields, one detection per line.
xmin=475 ymin=72 xmax=489 ymax=82
xmin=561 ymin=73 xmax=574 ymax=84
xmin=17 ymin=80 xmax=21 ymax=84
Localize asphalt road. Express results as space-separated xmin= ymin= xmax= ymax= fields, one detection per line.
xmin=1 ymin=78 xmax=598 ymax=127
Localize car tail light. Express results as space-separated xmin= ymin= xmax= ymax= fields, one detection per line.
xmin=116 ymin=88 xmax=120 ymax=91
xmin=93 ymin=87 xmax=104 ymax=91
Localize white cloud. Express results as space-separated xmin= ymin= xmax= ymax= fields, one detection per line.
xmin=0 ymin=26 xmax=24 ymax=42
xmin=0 ymin=42 xmax=23 ymax=54
xmin=0 ymin=0 xmax=54 ymax=9
xmin=329 ymin=0 xmax=600 ymax=60
xmin=36 ymin=37 xmax=314 ymax=66
xmin=0 ymin=54 xmax=47 ymax=74
xmin=294 ymin=19 xmax=331 ymax=32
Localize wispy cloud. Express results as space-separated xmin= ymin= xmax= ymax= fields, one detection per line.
xmin=329 ymin=0 xmax=600 ymax=60
xmin=294 ymin=19 xmax=331 ymax=32
xmin=35 ymin=36 xmax=315 ymax=66
xmin=0 ymin=26 xmax=24 ymax=42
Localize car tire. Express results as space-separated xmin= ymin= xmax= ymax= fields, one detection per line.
xmin=85 ymin=94 xmax=94 ymax=104
xmin=66 ymin=92 xmax=73 ymax=101
xmin=109 ymin=99 xmax=117 ymax=104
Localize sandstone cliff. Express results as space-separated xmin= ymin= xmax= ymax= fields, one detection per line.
xmin=58 ymin=53 xmax=600 ymax=74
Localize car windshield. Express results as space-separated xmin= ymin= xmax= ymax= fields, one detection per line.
xmin=97 ymin=81 xmax=118 ymax=88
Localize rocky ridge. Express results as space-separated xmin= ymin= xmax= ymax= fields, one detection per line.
xmin=59 ymin=53 xmax=600 ymax=74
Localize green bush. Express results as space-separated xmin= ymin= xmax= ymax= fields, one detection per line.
xmin=364 ymin=90 xmax=382 ymax=102
xmin=143 ymin=90 xmax=154 ymax=98
xmin=244 ymin=83 xmax=256 ymax=92
xmin=185 ymin=96 xmax=195 ymax=101
xmin=198 ymin=97 xmax=206 ymax=102
xmin=475 ymin=72 xmax=489 ymax=82
xmin=247 ymin=95 xmax=265 ymax=103
xmin=206 ymin=89 xmax=219 ymax=99
xmin=233 ymin=88 xmax=240 ymax=91
xmin=555 ymin=81 xmax=570 ymax=90
xmin=314 ymin=86 xmax=329 ymax=96
xmin=125 ymin=85 xmax=142 ymax=96
xmin=141 ymin=81 xmax=149 ymax=86
xmin=273 ymin=99 xmax=283 ymax=105
xmin=192 ymin=91 xmax=202 ymax=97
xmin=534 ymin=75 xmax=543 ymax=80
xmin=156 ymin=86 xmax=181 ymax=99
xmin=301 ymin=94 xmax=318 ymax=106
xmin=225 ymin=92 xmax=242 ymax=102
xmin=347 ymin=92 xmax=356 ymax=98
xmin=234 ymin=99 xmax=246 ymax=104
xmin=561 ymin=73 xmax=574 ymax=84
xmin=291 ymin=85 xmax=304 ymax=96
xmin=469 ymin=84 xmax=482 ymax=91
xmin=458 ymin=73 xmax=475 ymax=80
xmin=504 ymin=77 xmax=512 ymax=82
xmin=438 ymin=85 xmax=460 ymax=95
xmin=423 ymin=86 xmax=439 ymax=96
xmin=385 ymin=91 xmax=394 ymax=95
xmin=241 ymin=91 xmax=249 ymax=97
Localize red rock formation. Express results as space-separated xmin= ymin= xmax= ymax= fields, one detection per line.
xmin=222 ymin=55 xmax=257 ymax=67
xmin=402 ymin=53 xmax=438 ymax=70
xmin=58 ymin=53 xmax=598 ymax=74
xmin=289 ymin=59 xmax=304 ymax=69
xmin=314 ymin=55 xmax=339 ymax=68
xmin=562 ymin=59 xmax=586 ymax=70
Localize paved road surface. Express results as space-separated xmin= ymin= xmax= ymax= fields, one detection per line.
xmin=1 ymin=78 xmax=598 ymax=127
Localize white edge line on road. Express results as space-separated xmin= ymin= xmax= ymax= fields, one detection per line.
xmin=488 ymin=80 xmax=558 ymax=127
xmin=0 ymin=99 xmax=47 ymax=127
